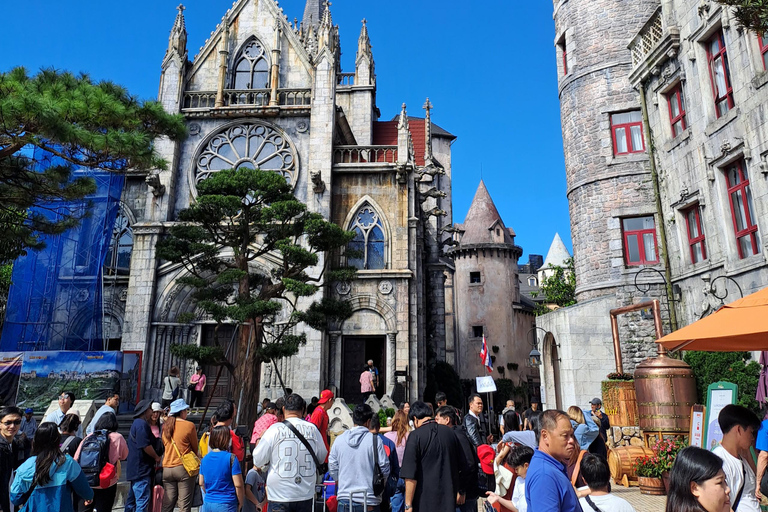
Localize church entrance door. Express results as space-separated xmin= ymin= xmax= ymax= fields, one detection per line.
xmin=341 ymin=335 xmax=386 ymax=404
xmin=201 ymin=324 xmax=238 ymax=406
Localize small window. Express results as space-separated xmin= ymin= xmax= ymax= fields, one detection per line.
xmin=706 ymin=31 xmax=734 ymax=118
xmin=611 ymin=111 xmax=645 ymax=155
xmin=667 ymin=84 xmax=687 ymax=138
xmin=472 ymin=326 xmax=484 ymax=338
xmin=683 ymin=205 xmax=707 ymax=264
xmin=760 ymin=34 xmax=768 ymax=71
xmin=725 ymin=160 xmax=760 ymax=258
xmin=560 ymin=36 xmax=568 ymax=76
xmin=527 ymin=277 xmax=537 ymax=287
xmin=469 ymin=271 xmax=481 ymax=284
xmin=622 ymin=216 xmax=659 ymax=266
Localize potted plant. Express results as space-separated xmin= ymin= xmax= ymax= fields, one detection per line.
xmin=601 ymin=372 xmax=638 ymax=427
xmin=654 ymin=437 xmax=687 ymax=493
xmin=633 ymin=455 xmax=666 ymax=495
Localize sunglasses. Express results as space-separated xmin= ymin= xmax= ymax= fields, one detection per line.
xmin=2 ymin=419 xmax=21 ymax=426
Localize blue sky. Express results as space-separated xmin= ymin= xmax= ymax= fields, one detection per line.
xmin=0 ymin=0 xmax=571 ymax=260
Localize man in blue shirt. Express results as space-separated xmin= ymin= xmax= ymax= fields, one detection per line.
xmin=125 ymin=399 xmax=162 ymax=512
xmin=86 ymin=392 xmax=120 ymax=435
xmin=525 ymin=409 xmax=582 ymax=512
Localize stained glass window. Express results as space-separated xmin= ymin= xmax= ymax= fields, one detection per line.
xmin=105 ymin=207 xmax=132 ymax=275
xmin=195 ymin=122 xmax=297 ymax=187
xmin=347 ymin=204 xmax=386 ymax=270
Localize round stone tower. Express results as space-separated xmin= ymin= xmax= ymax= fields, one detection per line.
xmin=554 ymin=0 xmax=668 ymax=369
xmin=451 ymin=182 xmax=537 ymax=389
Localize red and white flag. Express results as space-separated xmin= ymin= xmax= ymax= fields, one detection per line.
xmin=479 ymin=334 xmax=493 ymax=373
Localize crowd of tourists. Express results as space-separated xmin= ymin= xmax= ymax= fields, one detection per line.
xmin=2 ymin=371 xmax=766 ymax=512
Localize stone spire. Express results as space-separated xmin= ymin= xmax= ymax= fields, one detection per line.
xmin=302 ymin=0 xmax=324 ymax=32
xmin=460 ymin=181 xmax=515 ymax=246
xmin=357 ymin=19 xmax=372 ymax=60
xmin=355 ymin=19 xmax=375 ymax=86
xmin=423 ymin=98 xmax=433 ymax=163
xmin=541 ymin=233 xmax=571 ymax=270
xmin=166 ymin=4 xmax=187 ymax=59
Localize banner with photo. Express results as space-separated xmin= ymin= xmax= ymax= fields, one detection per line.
xmin=16 ymin=351 xmax=123 ymax=410
xmin=0 ymin=352 xmax=23 ymax=405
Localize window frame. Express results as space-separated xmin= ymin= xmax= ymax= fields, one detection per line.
xmin=706 ymin=30 xmax=735 ymax=118
xmin=610 ymin=112 xmax=646 ymax=156
xmin=725 ymin=160 xmax=760 ymax=259
xmin=346 ymin=203 xmax=387 ymax=270
xmin=231 ymin=37 xmax=271 ymax=90
xmin=622 ymin=216 xmax=659 ymax=266
xmin=472 ymin=326 xmax=484 ymax=338
xmin=683 ymin=205 xmax=707 ymax=264
xmin=469 ymin=271 xmax=482 ymax=284
xmin=666 ymin=84 xmax=687 ymax=138
xmin=562 ymin=38 xmax=568 ymax=76
xmin=760 ymin=34 xmax=768 ymax=71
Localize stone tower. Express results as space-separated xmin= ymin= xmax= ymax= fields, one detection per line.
xmin=553 ymin=0 xmax=668 ymax=369
xmin=451 ymin=182 xmax=538 ymax=394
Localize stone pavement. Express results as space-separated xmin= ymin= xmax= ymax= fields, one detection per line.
xmin=613 ymin=484 xmax=666 ymax=512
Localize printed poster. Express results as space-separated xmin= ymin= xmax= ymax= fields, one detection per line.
xmin=0 ymin=352 xmax=23 ymax=405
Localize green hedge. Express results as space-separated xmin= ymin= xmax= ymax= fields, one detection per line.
xmin=683 ymin=351 xmax=761 ymax=414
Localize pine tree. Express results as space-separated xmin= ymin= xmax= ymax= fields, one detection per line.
xmin=156 ymin=167 xmax=355 ymax=424
xmin=717 ymin=1 xmax=768 ymax=33
xmin=0 ymin=67 xmax=186 ymax=263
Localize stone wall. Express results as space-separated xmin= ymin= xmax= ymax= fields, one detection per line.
xmin=607 ymin=426 xmax=644 ymax=448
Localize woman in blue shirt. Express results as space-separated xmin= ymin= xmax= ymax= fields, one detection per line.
xmin=199 ymin=425 xmax=244 ymax=512
xmin=567 ymin=406 xmax=599 ymax=449
xmin=10 ymin=422 xmax=93 ymax=512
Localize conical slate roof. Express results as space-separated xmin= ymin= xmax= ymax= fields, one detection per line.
xmin=541 ymin=233 xmax=571 ymax=269
xmin=459 ymin=181 xmax=515 ymax=245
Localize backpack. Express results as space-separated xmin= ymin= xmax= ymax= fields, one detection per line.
xmin=78 ymin=430 xmax=111 ymax=487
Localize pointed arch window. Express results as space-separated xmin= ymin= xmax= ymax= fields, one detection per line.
xmin=347 ymin=204 xmax=386 ymax=270
xmin=105 ymin=208 xmax=132 ymax=275
xmin=233 ymin=38 xmax=270 ymax=90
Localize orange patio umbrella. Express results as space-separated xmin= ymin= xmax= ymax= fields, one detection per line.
xmin=656 ymin=286 xmax=768 ymax=352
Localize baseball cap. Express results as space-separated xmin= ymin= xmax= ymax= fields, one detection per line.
xmin=477 ymin=444 xmax=495 ymax=474
xmin=318 ymin=389 xmax=334 ymax=405
xmin=590 ymin=397 xmax=602 ymax=406
xmin=151 ymin=402 xmax=163 ymax=412
xmin=24 ymin=408 xmax=33 ymax=414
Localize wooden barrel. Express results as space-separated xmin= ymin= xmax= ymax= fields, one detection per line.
xmin=602 ymin=381 xmax=639 ymax=427
xmin=607 ymin=446 xmax=655 ymax=486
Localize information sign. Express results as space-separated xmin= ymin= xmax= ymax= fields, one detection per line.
xmin=689 ymin=404 xmax=705 ymax=448
xmin=476 ymin=376 xmax=497 ymax=393
xmin=704 ymin=381 xmax=737 ymax=450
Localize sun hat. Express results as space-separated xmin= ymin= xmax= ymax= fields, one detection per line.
xmin=169 ymin=398 xmax=190 ymax=415
xmin=318 ymin=389 xmax=334 ymax=405
xmin=133 ymin=399 xmax=152 ymax=418
xmin=477 ymin=444 xmax=495 ymax=474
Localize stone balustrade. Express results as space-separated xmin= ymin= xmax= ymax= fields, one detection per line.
xmin=333 ymin=145 xmax=398 ymax=164
xmin=337 ymin=72 xmax=355 ymax=86
xmin=182 ymin=88 xmax=312 ymax=111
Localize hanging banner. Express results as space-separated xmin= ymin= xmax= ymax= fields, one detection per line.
xmin=0 ymin=352 xmax=23 ymax=405
xmin=16 ymin=351 xmax=123 ymax=410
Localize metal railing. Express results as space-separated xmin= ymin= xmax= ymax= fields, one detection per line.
xmin=333 ymin=145 xmax=398 ymax=164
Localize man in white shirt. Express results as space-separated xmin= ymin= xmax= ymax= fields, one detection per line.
xmin=577 ymin=452 xmax=636 ymax=512
xmin=712 ymin=404 xmax=761 ymax=512
xmin=86 ymin=393 xmax=119 ymax=435
xmin=252 ymin=393 xmax=328 ymax=512
xmin=43 ymin=391 xmax=83 ymax=438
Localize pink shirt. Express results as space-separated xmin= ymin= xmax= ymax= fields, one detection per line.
xmin=383 ymin=430 xmax=408 ymax=465
xmin=360 ymin=370 xmax=375 ymax=393
xmin=250 ymin=412 xmax=278 ymax=444
xmin=191 ymin=373 xmax=206 ymax=391
xmin=74 ymin=431 xmax=129 ymax=488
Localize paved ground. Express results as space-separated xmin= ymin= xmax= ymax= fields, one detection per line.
xmin=614 ymin=484 xmax=666 ymax=512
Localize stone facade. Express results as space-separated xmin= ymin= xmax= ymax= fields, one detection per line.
xmin=118 ymin=0 xmax=456 ymax=405
xmin=449 ymin=182 xmax=539 ymax=398
xmin=545 ymin=0 xmax=768 ymax=415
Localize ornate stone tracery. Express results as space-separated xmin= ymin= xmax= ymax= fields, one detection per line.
xmin=195 ymin=121 xmax=299 ymax=189
xmin=347 ymin=203 xmax=386 ymax=269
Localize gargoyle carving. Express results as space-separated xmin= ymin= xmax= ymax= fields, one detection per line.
xmin=145 ymin=172 xmax=165 ymax=197
xmin=424 ymin=207 xmax=447 ymax=217
xmin=310 ymin=170 xmax=325 ymax=194
xmin=420 ymin=187 xmax=447 ymax=200
xmin=417 ymin=165 xmax=445 ymax=178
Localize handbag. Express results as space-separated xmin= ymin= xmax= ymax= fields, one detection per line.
xmin=99 ymin=461 xmax=118 ymax=488
xmin=281 ymin=420 xmax=327 ymax=483
xmin=187 ymin=382 xmax=197 ymax=392
xmin=171 ymin=438 xmax=200 ymax=477
xmin=371 ymin=434 xmax=386 ymax=496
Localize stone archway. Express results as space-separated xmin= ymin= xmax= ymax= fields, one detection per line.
xmin=542 ymin=332 xmax=562 ymax=410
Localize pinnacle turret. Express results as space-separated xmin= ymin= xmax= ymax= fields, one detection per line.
xmin=166 ymin=4 xmax=188 ymax=59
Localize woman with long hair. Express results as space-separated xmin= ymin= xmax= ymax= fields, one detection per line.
xmin=162 ymin=399 xmax=199 ymax=512
xmin=199 ymin=426 xmax=244 ymax=512
xmin=10 ymin=422 xmax=93 ymax=512
xmin=383 ymin=410 xmax=410 ymax=466
xmin=502 ymin=409 xmax=521 ymax=433
xmin=567 ymin=406 xmax=599 ymax=451
xmin=666 ymin=446 xmax=731 ymax=512
xmin=74 ymin=412 xmax=128 ymax=512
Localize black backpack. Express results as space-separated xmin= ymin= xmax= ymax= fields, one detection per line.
xmin=78 ymin=430 xmax=110 ymax=487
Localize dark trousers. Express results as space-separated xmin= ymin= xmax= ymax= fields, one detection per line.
xmin=268 ymin=499 xmax=314 ymax=512
xmin=189 ymin=390 xmax=204 ymax=408
xmin=78 ymin=485 xmax=118 ymax=512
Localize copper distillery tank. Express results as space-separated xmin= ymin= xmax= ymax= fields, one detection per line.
xmin=634 ymin=354 xmax=698 ymax=433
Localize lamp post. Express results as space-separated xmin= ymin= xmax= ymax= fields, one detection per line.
xmin=526 ymin=326 xmax=550 ymax=368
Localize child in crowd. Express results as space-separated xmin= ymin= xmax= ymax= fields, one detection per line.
xmin=578 ymin=453 xmax=636 ymax=511
xmin=486 ymin=445 xmax=534 ymax=512
xmin=243 ymin=466 xmax=266 ymax=512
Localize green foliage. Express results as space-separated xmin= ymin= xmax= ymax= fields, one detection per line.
xmin=385 ymin=408 xmax=395 ymax=418
xmin=423 ymin=361 xmax=465 ymax=407
xmin=683 ymin=351 xmax=761 ymax=413
xmin=494 ymin=378 xmax=530 ymax=407
xmin=716 ymin=0 xmax=768 ymax=33
xmin=170 ymin=343 xmax=227 ymax=365
xmin=378 ymin=409 xmax=388 ymax=427
xmin=606 ymin=372 xmax=635 ymax=381
xmin=0 ymin=67 xmax=186 ymax=264
xmin=533 ymin=258 xmax=576 ymax=316
xmin=0 ymin=264 xmax=11 ymax=291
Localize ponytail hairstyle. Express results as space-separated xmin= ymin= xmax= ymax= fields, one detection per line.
xmin=32 ymin=422 xmax=65 ymax=485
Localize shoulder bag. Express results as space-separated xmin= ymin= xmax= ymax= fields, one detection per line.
xmin=281 ymin=420 xmax=327 ymax=483
xmin=570 ymin=449 xmax=588 ymax=487
xmin=731 ymin=460 xmax=746 ymax=511
xmin=371 ymin=434 xmax=386 ymax=496
xmin=171 ymin=438 xmax=200 ymax=477
xmin=583 ymin=496 xmax=602 ymax=512
xmin=16 ymin=477 xmax=38 ymax=510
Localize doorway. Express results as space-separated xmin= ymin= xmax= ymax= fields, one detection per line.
xmin=341 ymin=335 xmax=386 ymax=403
xmin=549 ymin=337 xmax=562 ymax=410
xmin=201 ymin=324 xmax=238 ymax=404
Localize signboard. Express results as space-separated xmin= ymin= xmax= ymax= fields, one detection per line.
xmin=689 ymin=404 xmax=706 ymax=448
xmin=476 ymin=376 xmax=497 ymax=393
xmin=704 ymin=381 xmax=737 ymax=450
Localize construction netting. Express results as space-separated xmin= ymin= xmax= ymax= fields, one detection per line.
xmin=0 ymin=149 xmax=124 ymax=352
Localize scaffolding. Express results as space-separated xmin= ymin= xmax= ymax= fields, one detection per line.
xmin=0 ymin=152 xmax=125 ymax=352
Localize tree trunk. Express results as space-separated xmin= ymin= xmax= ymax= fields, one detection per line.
xmin=234 ymin=320 xmax=265 ymax=428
